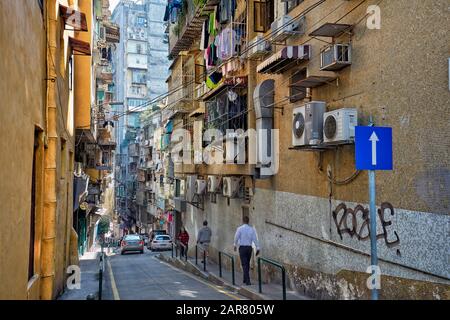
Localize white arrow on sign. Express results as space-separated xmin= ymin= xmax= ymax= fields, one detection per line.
xmin=369 ymin=131 xmax=379 ymax=165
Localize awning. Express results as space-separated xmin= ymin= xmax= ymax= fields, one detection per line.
xmin=73 ymin=175 xmax=89 ymax=211
xmin=69 ymin=37 xmax=91 ymax=56
xmin=189 ymin=103 xmax=205 ymax=117
xmin=309 ymin=23 xmax=353 ymax=38
xmin=59 ymin=5 xmax=88 ymax=32
xmin=292 ymin=75 xmax=337 ymax=88
xmin=202 ymin=76 xmax=247 ymax=101
xmin=257 ymin=45 xmax=311 ymax=74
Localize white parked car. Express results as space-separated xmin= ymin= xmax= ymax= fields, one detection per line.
xmin=150 ymin=235 xmax=172 ymax=251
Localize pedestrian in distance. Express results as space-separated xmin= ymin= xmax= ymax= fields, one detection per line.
xmin=177 ymin=226 xmax=189 ymax=258
xmin=197 ymin=220 xmax=212 ymax=263
xmin=234 ymin=216 xmax=260 ymax=286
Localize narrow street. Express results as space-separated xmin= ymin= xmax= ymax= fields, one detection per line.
xmin=1 ymin=0 xmax=449 ymax=302
xmin=106 ymin=249 xmax=241 ymax=300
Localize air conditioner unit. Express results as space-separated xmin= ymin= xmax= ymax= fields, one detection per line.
xmin=247 ymin=36 xmax=270 ymax=59
xmin=222 ymin=177 xmax=240 ymax=198
xmin=207 ymin=176 xmax=221 ymax=193
xmin=195 ymin=179 xmax=207 ymax=194
xmin=320 ymin=44 xmax=352 ymax=71
xmin=185 ymin=175 xmax=196 ymax=202
xmin=292 ymin=101 xmax=326 ymax=146
xmin=271 ymin=15 xmax=302 ymax=42
xmin=323 ymin=108 xmax=358 ymax=144
xmin=74 ymin=162 xmax=83 ymax=177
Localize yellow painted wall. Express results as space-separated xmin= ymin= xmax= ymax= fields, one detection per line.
xmin=74 ymin=0 xmax=93 ymax=130
xmin=0 ymin=0 xmax=46 ymax=300
xmin=0 ymin=0 xmax=83 ymax=299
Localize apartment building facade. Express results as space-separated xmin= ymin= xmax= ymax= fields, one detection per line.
xmin=74 ymin=0 xmax=120 ymax=255
xmin=160 ymin=0 xmax=450 ymax=299
xmin=112 ymin=0 xmax=169 ymax=234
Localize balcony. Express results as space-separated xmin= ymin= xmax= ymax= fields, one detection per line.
xmin=105 ymin=23 xmax=120 ymax=43
xmin=98 ymin=137 xmax=116 ymax=149
xmin=97 ymin=66 xmax=113 ymax=83
xmin=128 ymin=143 xmax=139 ymax=157
xmin=168 ymin=0 xmax=220 ymax=59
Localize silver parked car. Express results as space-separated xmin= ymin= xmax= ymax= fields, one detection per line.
xmin=120 ymin=234 xmax=144 ymax=254
xmin=150 ymin=235 xmax=172 ymax=251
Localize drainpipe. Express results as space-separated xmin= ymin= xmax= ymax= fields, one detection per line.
xmin=253 ymin=79 xmax=278 ymax=178
xmin=41 ymin=0 xmax=58 ymax=300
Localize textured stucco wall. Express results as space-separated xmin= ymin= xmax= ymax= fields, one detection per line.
xmin=0 ymin=0 xmax=78 ymax=299
xmin=256 ymin=0 xmax=450 ymax=213
xmin=177 ymin=0 xmax=450 ymax=299
xmin=0 ymin=0 xmax=46 ymax=300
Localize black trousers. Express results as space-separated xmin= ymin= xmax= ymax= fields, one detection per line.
xmin=180 ymin=244 xmax=188 ymax=257
xmin=239 ymin=246 xmax=253 ymax=284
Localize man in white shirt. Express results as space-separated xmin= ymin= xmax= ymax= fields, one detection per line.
xmin=234 ymin=216 xmax=260 ymax=285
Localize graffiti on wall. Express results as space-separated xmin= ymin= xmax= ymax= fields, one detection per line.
xmin=332 ymin=202 xmax=400 ymax=248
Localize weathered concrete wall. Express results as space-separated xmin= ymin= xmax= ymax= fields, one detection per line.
xmin=252 ymin=188 xmax=450 ymax=299
xmin=181 ymin=0 xmax=450 ymax=299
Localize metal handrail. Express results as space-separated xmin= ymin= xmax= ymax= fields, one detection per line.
xmin=257 ymin=257 xmax=286 ymax=300
xmin=195 ymin=244 xmax=206 ymax=271
xmin=171 ymin=241 xmax=188 ymax=262
xmin=218 ymin=251 xmax=235 ymax=285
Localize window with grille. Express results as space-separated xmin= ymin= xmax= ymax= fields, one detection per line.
xmin=254 ymin=0 xmax=275 ymax=33
xmin=205 ymin=89 xmax=247 ymax=138
xmin=285 ymin=0 xmax=304 ymax=14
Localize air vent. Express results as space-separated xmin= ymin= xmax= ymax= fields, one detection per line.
xmin=324 ymin=115 xmax=337 ymax=139
xmin=293 ymin=112 xmax=305 ymax=138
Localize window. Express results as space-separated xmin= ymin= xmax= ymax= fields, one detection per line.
xmin=68 ymin=57 xmax=73 ymax=91
xmin=38 ymin=0 xmax=45 ymax=15
xmin=285 ymin=0 xmax=303 ymax=14
xmin=61 ymin=139 xmax=67 ymax=178
xmin=289 ymin=68 xmax=307 ymax=102
xmin=132 ymin=70 xmax=146 ymax=84
xmin=205 ymin=89 xmax=247 ymax=135
xmin=136 ymin=16 xmax=147 ymax=27
xmin=128 ymin=98 xmax=146 ymax=108
xmin=29 ymin=130 xmax=41 ymax=280
xmin=254 ymin=0 xmax=275 ymax=33
xmin=195 ymin=64 xmax=206 ymax=84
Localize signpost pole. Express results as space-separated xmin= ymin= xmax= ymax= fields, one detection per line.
xmin=368 ymin=169 xmax=378 ymax=300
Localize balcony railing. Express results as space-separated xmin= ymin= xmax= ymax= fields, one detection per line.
xmin=168 ymin=0 xmax=220 ymax=59
xmin=105 ymin=23 xmax=120 ymax=43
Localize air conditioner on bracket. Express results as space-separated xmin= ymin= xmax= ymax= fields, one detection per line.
xmin=207 ymin=176 xmax=221 ymax=193
xmin=271 ymin=15 xmax=303 ymax=42
xmin=185 ymin=175 xmax=197 ymax=202
xmin=195 ymin=179 xmax=207 ymax=195
xmin=292 ymin=101 xmax=326 ymax=147
xmin=222 ymin=177 xmax=240 ymax=198
xmin=247 ymin=36 xmax=270 ymax=59
xmin=320 ymin=44 xmax=352 ymax=71
xmin=323 ymin=108 xmax=358 ymax=144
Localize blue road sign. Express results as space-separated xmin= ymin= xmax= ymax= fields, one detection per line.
xmin=355 ymin=126 xmax=393 ymax=170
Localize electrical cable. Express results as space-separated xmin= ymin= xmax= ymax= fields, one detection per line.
xmin=110 ymin=0 xmax=330 ymax=120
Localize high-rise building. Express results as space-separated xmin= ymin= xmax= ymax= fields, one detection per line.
xmin=112 ymin=0 xmax=169 ymax=232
